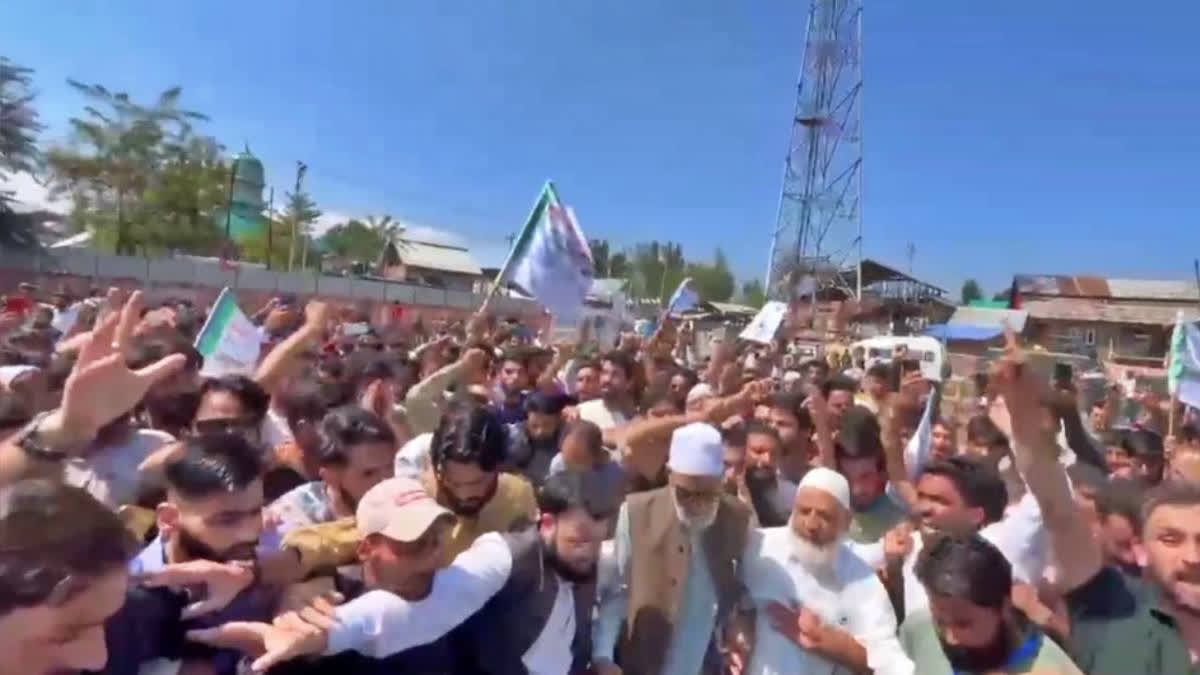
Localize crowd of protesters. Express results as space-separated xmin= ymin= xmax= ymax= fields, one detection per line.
xmin=1 ymin=281 xmax=1199 ymax=675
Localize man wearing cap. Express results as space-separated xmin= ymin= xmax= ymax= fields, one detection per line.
xmin=740 ymin=467 xmax=914 ymax=675
xmin=226 ymin=470 xmax=614 ymax=675
xmin=192 ymin=477 xmax=461 ymax=674
xmin=594 ymin=421 xmax=753 ymax=675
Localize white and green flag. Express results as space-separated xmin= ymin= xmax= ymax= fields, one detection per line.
xmin=194 ymin=287 xmax=264 ymax=376
xmin=497 ymin=182 xmax=594 ymax=321
xmin=1168 ymin=310 xmax=1200 ymax=409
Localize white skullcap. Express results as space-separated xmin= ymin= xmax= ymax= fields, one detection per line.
xmin=782 ymin=370 xmax=803 ymax=384
xmin=667 ymin=422 xmax=724 ymax=478
xmin=798 ymin=466 xmax=851 ymax=511
xmin=686 ymin=383 xmax=714 ymax=405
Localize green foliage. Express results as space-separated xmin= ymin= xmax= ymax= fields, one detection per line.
xmin=240 ymin=215 xmax=293 ymax=269
xmin=687 ymin=248 xmax=735 ymax=303
xmin=319 ymin=218 xmax=389 ymax=262
xmin=588 ymin=238 xmax=629 ymax=278
xmin=961 ymin=278 xmax=983 ymax=305
xmin=282 ymin=189 xmax=321 ymax=270
xmin=44 ymin=79 xmax=225 ymax=255
xmin=739 ymin=279 xmax=766 ymax=308
xmin=0 ymin=57 xmax=44 ymax=251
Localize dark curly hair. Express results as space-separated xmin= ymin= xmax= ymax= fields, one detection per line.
xmin=430 ymin=398 xmax=508 ymax=473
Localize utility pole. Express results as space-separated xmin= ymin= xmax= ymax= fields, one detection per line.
xmin=265 ymin=186 xmax=274 ymax=270
xmin=287 ymin=161 xmax=307 ymax=272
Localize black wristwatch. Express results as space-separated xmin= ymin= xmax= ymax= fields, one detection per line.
xmin=16 ymin=412 xmax=71 ymax=463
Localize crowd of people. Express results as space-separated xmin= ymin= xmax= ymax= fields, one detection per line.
xmin=1 ymin=281 xmax=1199 ymax=675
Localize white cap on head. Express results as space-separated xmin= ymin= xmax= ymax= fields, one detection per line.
xmin=798 ymin=466 xmax=851 ymax=512
xmin=356 ymin=477 xmax=452 ymax=542
xmin=667 ymin=422 xmax=724 ymax=478
xmin=686 ymin=383 xmax=714 ymax=406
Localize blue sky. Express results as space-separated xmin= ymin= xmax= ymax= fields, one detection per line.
xmin=3 ymin=0 xmax=1199 ymax=298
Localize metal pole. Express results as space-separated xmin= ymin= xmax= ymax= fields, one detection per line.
xmin=223 ymin=159 xmax=238 ymax=259
xmin=855 ymin=3 xmax=865 ymax=302
xmin=287 ymin=161 xmax=306 ymax=272
xmin=265 ymin=186 xmax=274 ymax=270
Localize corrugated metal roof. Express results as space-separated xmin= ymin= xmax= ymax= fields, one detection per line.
xmin=394 ymin=240 xmax=482 ymax=276
xmin=1014 ymin=274 xmax=1199 ymax=302
xmin=948 ymin=307 xmax=1028 ymax=331
xmin=1106 ymin=279 xmax=1199 ymax=302
xmin=707 ymin=301 xmax=758 ymax=315
xmin=1022 ymin=298 xmax=1199 ymax=326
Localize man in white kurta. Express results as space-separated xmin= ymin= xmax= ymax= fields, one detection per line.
xmin=740 ymin=467 xmax=914 ymax=675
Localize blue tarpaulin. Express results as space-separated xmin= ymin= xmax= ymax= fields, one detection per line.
xmin=924 ymin=323 xmax=1005 ymax=342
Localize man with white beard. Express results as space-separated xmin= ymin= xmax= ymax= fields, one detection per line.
xmin=740 ymin=467 xmax=914 ymax=675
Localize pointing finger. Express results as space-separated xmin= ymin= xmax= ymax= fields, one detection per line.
xmin=114 ymin=290 xmax=143 ymax=352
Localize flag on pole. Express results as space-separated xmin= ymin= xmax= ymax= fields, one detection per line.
xmin=1168 ymin=311 xmax=1200 ymax=409
xmin=494 ymin=182 xmax=593 ymax=321
xmin=194 ymin=287 xmax=264 ymax=376
xmin=666 ymin=277 xmax=700 ymax=316
xmin=903 ymin=387 xmax=937 ymax=481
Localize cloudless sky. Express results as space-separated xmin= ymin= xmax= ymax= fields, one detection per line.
xmin=3 ymin=0 xmax=1199 ymax=296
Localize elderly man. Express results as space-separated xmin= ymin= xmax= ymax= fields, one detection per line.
xmin=594 ymin=422 xmax=753 ymax=675
xmin=741 ymin=467 xmax=914 ymax=675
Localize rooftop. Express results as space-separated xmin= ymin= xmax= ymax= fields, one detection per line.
xmin=948 ymin=306 xmax=1029 ymax=332
xmin=384 ymin=238 xmax=482 ymax=276
xmin=1013 ymin=274 xmax=1200 ymax=303
xmin=1021 ymin=298 xmax=1199 ymax=326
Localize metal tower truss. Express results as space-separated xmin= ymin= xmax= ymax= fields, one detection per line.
xmin=765 ymin=0 xmax=864 ymax=302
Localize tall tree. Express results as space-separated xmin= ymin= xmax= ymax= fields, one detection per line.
xmin=961 ymin=278 xmax=983 ymax=305
xmin=319 ymin=218 xmax=385 ymax=263
xmin=739 ymin=279 xmax=766 ymax=308
xmin=45 ymin=80 xmax=216 ymax=254
xmin=283 ymin=189 xmax=321 ymax=271
xmin=687 ymin=248 xmax=736 ymax=302
xmin=0 ymin=57 xmax=44 ymax=250
xmin=241 ymin=212 xmax=294 ymax=270
xmin=364 ymin=213 xmax=403 ymax=243
xmin=589 ymin=238 xmax=611 ymax=277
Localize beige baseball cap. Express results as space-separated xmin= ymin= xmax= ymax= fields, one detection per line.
xmin=355 ymin=477 xmax=452 ymax=542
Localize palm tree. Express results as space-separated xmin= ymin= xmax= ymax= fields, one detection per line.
xmin=0 ymin=57 xmax=44 ymax=251
xmin=364 ymin=214 xmax=404 ymax=243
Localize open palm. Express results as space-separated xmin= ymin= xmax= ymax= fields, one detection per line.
xmin=60 ymin=290 xmax=186 ymax=444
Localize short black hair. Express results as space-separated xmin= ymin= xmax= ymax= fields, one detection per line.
xmin=563 ymin=420 xmax=605 ymax=460
xmin=916 ymin=532 xmax=1012 ymax=609
xmin=499 ymin=348 xmax=529 ymax=369
xmin=921 ymin=456 xmax=1008 ymax=524
xmin=1098 ymin=477 xmax=1147 ymax=534
xmin=538 ymin=470 xmax=618 ymax=520
xmin=276 ymin=377 xmax=334 ymax=430
xmin=865 ymin=362 xmax=892 ymax=380
xmin=966 ymin=414 xmax=1009 ymax=450
xmin=838 ymin=405 xmax=884 ymax=458
xmin=640 ymin=384 xmax=680 ymax=413
xmin=1065 ymin=461 xmax=1108 ymax=494
xmin=767 ymin=393 xmax=814 ymax=430
xmin=315 ymin=406 xmax=396 ymax=467
xmin=199 ymin=374 xmax=270 ymax=424
xmin=744 ymin=420 xmax=782 ymax=447
xmin=1123 ymin=428 xmax=1164 ymax=459
xmin=0 ymin=480 xmax=138 ymax=616
xmin=822 ymin=375 xmax=857 ymax=397
xmin=164 ymin=433 xmax=264 ymax=500
xmin=527 ymin=392 xmax=572 ymax=417
xmin=431 ymin=398 xmax=507 ymax=473
xmin=128 ymin=333 xmax=203 ymax=373
xmin=601 ymin=351 xmax=636 ymax=381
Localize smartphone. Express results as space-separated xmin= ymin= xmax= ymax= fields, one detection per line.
xmin=1054 ymin=362 xmax=1073 ymax=386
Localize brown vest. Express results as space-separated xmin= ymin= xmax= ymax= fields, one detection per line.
xmin=619 ymin=486 xmax=750 ymax=675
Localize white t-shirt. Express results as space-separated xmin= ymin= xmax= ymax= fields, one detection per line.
xmin=64 ymin=428 xmax=176 ymax=508
xmin=576 ymin=399 xmax=629 ymax=431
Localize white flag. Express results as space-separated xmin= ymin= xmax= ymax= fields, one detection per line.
xmin=498 ymin=183 xmax=593 ymax=322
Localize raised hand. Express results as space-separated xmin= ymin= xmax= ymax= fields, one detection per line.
xmin=139 ymin=558 xmax=256 ymax=619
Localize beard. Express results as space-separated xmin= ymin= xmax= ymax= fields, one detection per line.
xmin=672 ymin=493 xmax=718 ymax=531
xmin=788 ymin=528 xmax=841 ymax=578
xmin=438 ymin=475 xmax=498 ymax=517
xmin=545 ymin=539 xmax=597 ymax=584
xmin=175 ymin=526 xmax=257 ymax=563
xmin=1150 ymin=565 xmax=1200 ymax=616
xmin=939 ymin=616 xmax=1021 ymax=673
xmin=143 ymin=390 xmax=201 ymax=434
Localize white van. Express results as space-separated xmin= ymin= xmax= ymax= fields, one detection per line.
xmin=850 ymin=335 xmax=947 ymax=382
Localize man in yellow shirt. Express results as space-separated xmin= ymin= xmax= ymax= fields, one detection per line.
xmin=285 ymin=398 xmax=537 ymax=573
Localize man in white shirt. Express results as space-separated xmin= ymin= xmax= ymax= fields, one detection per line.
xmin=228 ymin=470 xmax=616 ymax=675
xmin=742 ymin=467 xmax=914 ymax=675
xmin=576 ymin=352 xmax=637 ymax=431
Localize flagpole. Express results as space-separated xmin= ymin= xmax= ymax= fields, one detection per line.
xmin=481 ymin=180 xmax=557 ymax=312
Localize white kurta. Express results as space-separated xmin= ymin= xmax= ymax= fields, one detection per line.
xmin=741 ymin=527 xmax=914 ymax=675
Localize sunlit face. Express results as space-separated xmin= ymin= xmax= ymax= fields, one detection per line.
xmin=863 ymin=375 xmax=887 ymax=400
xmin=437 ymin=460 xmax=498 ymax=516
xmin=1107 ymin=447 xmax=1136 ymax=480
xmin=1169 ymin=450 xmax=1200 ymax=485
xmin=840 ymin=455 xmax=886 ymax=511
xmin=722 ymin=443 xmax=745 ymax=489
xmin=669 ymin=374 xmax=689 ymax=403
xmin=931 ymin=422 xmax=955 ymax=461
xmin=525 ymin=410 xmax=559 ymax=442
xmin=745 ymin=431 xmax=780 ymax=471
xmin=0 ymin=568 xmax=129 ymax=675
xmin=600 ymin=360 xmax=630 ymax=400
xmin=767 ymin=407 xmax=802 ymax=449
xmin=541 ymin=509 xmax=609 ymax=580
xmin=359 ymin=518 xmax=452 ymax=601
xmin=669 ymin=473 xmax=722 ymax=526
xmin=1090 ymin=403 xmax=1110 ymax=431
xmin=916 ymin=473 xmax=982 ymax=536
xmin=574 ymin=366 xmax=601 ymax=401
xmin=1143 ymin=503 xmax=1200 ymax=613
xmin=827 ymin=390 xmax=853 ymax=426
xmin=160 ymin=480 xmax=265 ymax=562
xmin=790 ymin=487 xmax=846 ymax=547
xmin=560 ymin=429 xmax=598 ymax=472
xmin=499 ymin=360 xmax=526 ymax=394
xmin=321 ymin=441 xmax=396 ymax=508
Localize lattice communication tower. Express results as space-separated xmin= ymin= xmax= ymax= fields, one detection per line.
xmin=764 ymin=0 xmax=864 ymax=301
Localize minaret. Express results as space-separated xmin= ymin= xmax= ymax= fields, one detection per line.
xmin=228 ymin=144 xmax=267 ymax=241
